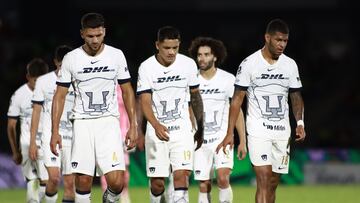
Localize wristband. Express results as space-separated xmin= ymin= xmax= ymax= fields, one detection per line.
xmin=297 ymin=120 xmax=304 ymax=127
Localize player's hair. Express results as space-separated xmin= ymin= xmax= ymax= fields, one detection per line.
xmin=157 ymin=26 xmax=181 ymax=42
xmin=81 ymin=12 xmax=105 ymax=29
xmin=26 ymin=58 xmax=49 ymax=77
xmin=188 ymin=37 xmax=227 ymax=67
xmin=266 ymin=18 xmax=289 ymax=35
xmin=54 ymin=45 xmax=73 ymax=62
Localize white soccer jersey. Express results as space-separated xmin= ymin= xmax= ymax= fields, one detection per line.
xmin=7 ymin=84 xmax=42 ymax=146
xmin=235 ymin=50 xmax=302 ymax=139
xmin=137 ymin=54 xmax=199 ymax=137
xmin=199 ymin=68 xmax=235 ymax=144
xmin=57 ymin=45 xmax=130 ymax=119
xmin=32 ymin=71 xmax=75 ymax=146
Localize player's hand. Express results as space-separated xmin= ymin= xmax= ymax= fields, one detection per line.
xmin=29 ymin=142 xmax=38 ymax=161
xmin=216 ymin=134 xmax=234 ymax=155
xmin=12 ymin=151 xmax=22 ymax=165
xmin=295 ymin=125 xmax=306 ymax=142
xmin=125 ymin=125 xmax=138 ymax=151
xmin=194 ymin=127 xmax=203 ymax=151
xmin=50 ymin=133 xmax=62 ymax=156
xmin=237 ymin=142 xmax=247 ymax=160
xmin=153 ymin=122 xmax=169 ymax=141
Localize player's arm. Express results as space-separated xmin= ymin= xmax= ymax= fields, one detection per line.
xmin=216 ymin=88 xmax=246 ymax=154
xmin=190 ymin=87 xmax=204 ymax=151
xmin=50 ymin=85 xmax=68 ymax=156
xmin=7 ymin=118 xmax=22 ymax=164
xmin=135 ymin=97 xmax=145 ymax=151
xmin=120 ymin=81 xmax=138 ymax=150
xmin=139 ymin=92 xmax=169 ymax=141
xmin=290 ymin=90 xmax=305 ymax=142
xmin=235 ymin=108 xmax=247 ymax=160
xmin=29 ymin=103 xmax=42 ymax=161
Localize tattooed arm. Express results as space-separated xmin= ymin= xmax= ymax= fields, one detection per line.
xmin=190 ymin=87 xmax=204 ymax=150
xmin=290 ymin=91 xmax=305 ymax=142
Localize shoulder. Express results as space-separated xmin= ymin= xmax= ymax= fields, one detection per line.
xmin=280 ymin=54 xmax=298 ymax=69
xmin=37 ymin=71 xmax=54 ymax=83
xmin=105 ymin=44 xmax=125 ymax=56
xmin=177 ymin=54 xmax=196 ymax=64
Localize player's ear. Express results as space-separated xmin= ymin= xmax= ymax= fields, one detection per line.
xmin=80 ymin=29 xmax=84 ymax=39
xmin=155 ymin=41 xmax=159 ymax=51
xmin=265 ymin=33 xmax=270 ymax=43
xmin=214 ymin=57 xmax=217 ymax=62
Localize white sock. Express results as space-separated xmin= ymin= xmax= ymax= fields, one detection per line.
xmin=103 ymin=187 xmax=121 ymax=203
xmin=45 ymin=192 xmax=58 ymax=203
xmin=39 ymin=183 xmax=46 ymax=201
xmin=219 ymin=186 xmax=232 ymax=203
xmin=75 ymin=190 xmax=91 ymax=203
xmin=173 ymin=188 xmax=189 ymax=203
xmin=198 ymin=192 xmax=211 ymax=203
xmin=150 ymin=189 xmax=164 ymax=203
xmin=26 ymin=179 xmax=39 ymax=203
xmin=120 ymin=191 xmax=131 ymax=203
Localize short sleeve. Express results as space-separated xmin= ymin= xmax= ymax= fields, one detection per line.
xmin=7 ymin=92 xmax=20 ymax=118
xmin=136 ymin=63 xmax=152 ymax=95
xmin=117 ymin=50 xmax=131 ymax=84
xmin=188 ymin=60 xmax=200 ymax=89
xmin=32 ymin=77 xmax=45 ymax=104
xmin=57 ymin=54 xmax=72 ymax=87
xmin=227 ymin=74 xmax=235 ymax=98
xmin=289 ymin=61 xmax=302 ymax=89
xmin=235 ymin=58 xmax=251 ymax=88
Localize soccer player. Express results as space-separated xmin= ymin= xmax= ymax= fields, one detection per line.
xmin=137 ymin=26 xmax=204 ymax=203
xmin=29 ymin=45 xmax=74 ymax=203
xmin=188 ymin=37 xmax=247 ymax=203
xmin=100 ymin=85 xmax=132 ymax=203
xmin=217 ymin=19 xmax=306 ymax=203
xmin=7 ymin=58 xmax=49 ymax=202
xmin=50 ymin=12 xmax=138 ymax=203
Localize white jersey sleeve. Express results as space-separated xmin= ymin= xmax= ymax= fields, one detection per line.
xmin=289 ymin=60 xmax=302 ymax=89
xmin=116 ymin=51 xmax=131 ymax=84
xmin=188 ymin=60 xmax=200 ymax=89
xmin=136 ymin=62 xmax=152 ymax=94
xmin=235 ymin=58 xmax=252 ymax=88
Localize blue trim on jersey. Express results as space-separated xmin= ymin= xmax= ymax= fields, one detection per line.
xmin=7 ymin=115 xmax=19 ymax=119
xmin=189 ymin=84 xmax=200 ymax=89
xmin=32 ymin=100 xmax=44 ymax=105
xmin=136 ymin=89 xmax=152 ymax=95
xmin=56 ymin=81 xmax=71 ymax=88
xmin=289 ymin=87 xmax=302 ymax=93
xmin=118 ymin=78 xmax=131 ymax=84
xmin=235 ymin=84 xmax=248 ymax=91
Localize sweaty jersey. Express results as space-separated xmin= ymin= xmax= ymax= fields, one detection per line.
xmin=137 ymin=54 xmax=199 ymax=133
xmin=199 ymin=69 xmax=235 ymax=144
xmin=32 ymin=71 xmax=75 ymax=146
xmin=235 ymin=49 xmax=302 ymax=139
xmin=7 ymin=84 xmax=42 ymax=146
xmin=57 ymin=44 xmax=131 ymax=119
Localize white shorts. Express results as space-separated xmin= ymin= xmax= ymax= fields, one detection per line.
xmin=21 ymin=145 xmax=48 ymax=181
xmin=43 ymin=143 xmax=72 ymax=175
xmin=71 ymin=116 xmax=125 ymax=176
xmin=145 ymin=125 xmax=194 ymax=177
xmin=194 ymin=143 xmax=233 ymax=180
xmin=248 ymin=135 xmax=291 ymax=174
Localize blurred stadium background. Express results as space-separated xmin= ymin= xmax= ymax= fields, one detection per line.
xmin=1 ymin=0 xmax=359 ymax=202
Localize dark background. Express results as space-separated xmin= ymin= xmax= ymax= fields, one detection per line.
xmin=1 ymin=0 xmax=359 ymax=154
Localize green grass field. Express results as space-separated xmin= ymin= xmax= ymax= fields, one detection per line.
xmin=0 ymin=184 xmax=359 ymax=203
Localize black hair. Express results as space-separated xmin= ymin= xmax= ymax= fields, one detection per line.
xmin=157 ymin=26 xmax=181 ymax=42
xmin=54 ymin=45 xmax=73 ymax=62
xmin=26 ymin=58 xmax=49 ymax=77
xmin=81 ymin=12 xmax=105 ymax=29
xmin=188 ymin=37 xmax=227 ymax=67
xmin=266 ymin=18 xmax=289 ymax=35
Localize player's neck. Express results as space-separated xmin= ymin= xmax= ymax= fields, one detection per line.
xmin=200 ymin=67 xmax=217 ymax=80
xmin=261 ymin=47 xmax=278 ymax=65
xmin=82 ymin=43 xmax=105 ymax=57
